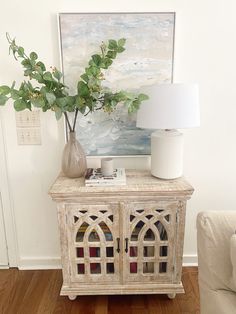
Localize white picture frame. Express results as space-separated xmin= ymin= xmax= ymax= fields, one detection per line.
xmin=58 ymin=12 xmax=175 ymax=156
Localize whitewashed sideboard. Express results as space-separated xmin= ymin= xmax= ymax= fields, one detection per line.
xmin=49 ymin=170 xmax=194 ymax=300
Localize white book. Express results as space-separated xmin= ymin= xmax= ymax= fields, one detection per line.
xmin=85 ymin=168 xmax=126 ymax=186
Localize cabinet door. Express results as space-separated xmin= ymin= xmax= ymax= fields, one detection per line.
xmin=122 ymin=201 xmax=178 ymax=283
xmin=66 ymin=203 xmax=120 ymax=284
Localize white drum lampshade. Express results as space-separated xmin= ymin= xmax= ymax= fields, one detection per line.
xmin=136 ymin=84 xmax=200 ymax=179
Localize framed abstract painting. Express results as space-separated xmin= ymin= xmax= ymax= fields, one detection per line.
xmin=59 ymin=12 xmax=175 ymax=156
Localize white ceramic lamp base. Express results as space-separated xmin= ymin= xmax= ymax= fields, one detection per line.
xmin=151 ymin=129 xmax=184 ymax=179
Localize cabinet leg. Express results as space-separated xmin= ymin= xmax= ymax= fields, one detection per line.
xmin=167 ymin=293 xmax=176 ymax=299
xmin=68 ymin=295 xmax=77 ymax=301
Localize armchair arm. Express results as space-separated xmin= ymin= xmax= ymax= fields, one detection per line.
xmin=197 ymin=211 xmax=236 ymax=291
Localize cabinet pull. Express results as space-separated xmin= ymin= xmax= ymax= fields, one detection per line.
xmin=116 ymin=238 xmax=120 ymax=253
xmin=125 ymin=238 xmax=129 ymax=253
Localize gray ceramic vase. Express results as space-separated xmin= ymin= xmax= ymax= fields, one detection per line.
xmin=62 ymin=132 xmax=87 ymax=178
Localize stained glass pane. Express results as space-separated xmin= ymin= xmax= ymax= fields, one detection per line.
xmin=76 ymin=222 xmax=89 ymax=242
xmin=144 ymin=229 xmax=155 ymax=241
xmin=99 ymin=222 xmax=113 ymax=241
xmin=88 ymin=229 xmax=100 ymax=242
xmin=131 ymin=221 xmax=145 ymax=241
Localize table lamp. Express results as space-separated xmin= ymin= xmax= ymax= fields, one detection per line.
xmin=136 ymin=83 xmax=200 ymax=179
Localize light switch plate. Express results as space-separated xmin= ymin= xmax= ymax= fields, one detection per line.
xmin=15 ymin=110 xmax=40 ymax=128
xmin=17 ymin=128 xmax=41 ymax=145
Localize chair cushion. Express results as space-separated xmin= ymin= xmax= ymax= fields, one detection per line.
xmin=197 ymin=211 xmax=236 ymax=291
xmin=230 ymin=234 xmax=236 ymax=289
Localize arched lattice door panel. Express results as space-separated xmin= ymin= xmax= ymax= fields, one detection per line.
xmin=123 ymin=201 xmax=179 ymax=283
xmin=66 ymin=203 xmax=120 ymax=284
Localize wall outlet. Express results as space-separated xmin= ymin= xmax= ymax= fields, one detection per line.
xmin=15 ymin=110 xmax=42 ymax=145
xmin=15 ymin=110 xmax=40 ymax=128
xmin=17 ymin=128 xmax=41 ymax=145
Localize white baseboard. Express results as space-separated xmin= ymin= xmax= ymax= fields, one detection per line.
xmin=0 ymin=265 xmax=9 ymax=269
xmin=18 ymin=254 xmax=198 ymax=270
xmin=183 ymin=254 xmax=198 ymax=266
xmin=19 ymin=257 xmax=62 ymax=270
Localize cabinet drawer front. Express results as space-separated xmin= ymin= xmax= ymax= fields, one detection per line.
xmin=122 ymin=201 xmax=180 ymax=284
xmin=66 ymin=203 xmax=120 ymax=284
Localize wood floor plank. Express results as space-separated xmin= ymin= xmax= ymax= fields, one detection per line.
xmin=0 ymin=269 xmax=20 ymax=313
xmin=95 ymin=295 xmax=108 ymax=314
xmin=147 ymin=294 xmax=165 ymax=314
xmin=160 ymin=295 xmax=181 ymax=314
xmin=52 ymin=295 xmax=73 ymax=314
xmin=0 ymin=267 xmax=200 ymax=314
xmin=70 ymin=296 xmax=95 ymax=314
xmin=108 ymin=295 xmax=132 ymax=314
xmin=131 ymin=295 xmax=149 ymax=314
xmin=16 ymin=270 xmax=54 ymax=314
xmin=178 ymin=268 xmax=200 ymax=314
xmin=3 ymin=269 xmax=34 ymax=314
xmin=36 ymin=270 xmax=62 ymax=314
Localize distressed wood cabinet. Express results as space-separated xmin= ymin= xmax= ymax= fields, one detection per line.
xmin=49 ymin=170 xmax=193 ymax=300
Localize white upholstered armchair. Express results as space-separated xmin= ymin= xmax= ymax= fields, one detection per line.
xmin=197 ymin=211 xmax=236 ymax=314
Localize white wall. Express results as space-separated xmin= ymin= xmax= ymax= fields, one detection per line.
xmin=0 ymin=0 xmax=236 ymax=268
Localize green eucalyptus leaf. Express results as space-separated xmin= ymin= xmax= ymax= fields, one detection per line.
xmin=31 ymin=97 xmax=45 ymax=108
xmin=43 ymin=72 xmax=53 ymax=81
xmin=90 ymin=66 xmax=100 ymax=76
xmin=40 ymin=86 xmax=48 ymax=96
xmin=42 ymin=105 xmax=49 ymax=112
xmin=26 ymin=102 xmax=32 ymax=110
xmin=80 ymin=73 xmax=89 ymax=83
xmin=65 ymin=96 xmax=76 ymax=107
xmin=117 ymin=46 xmax=125 ymax=53
xmin=0 ymin=85 xmax=11 ymax=95
xmin=18 ymin=47 xmax=24 ymax=57
xmin=14 ymin=99 xmax=27 ymax=111
xmin=138 ymin=93 xmax=149 ymax=101
xmin=56 ymin=98 xmax=66 ymax=108
xmin=75 ymin=97 xmax=86 ymax=114
xmin=124 ymin=99 xmax=133 ymax=108
xmin=55 ymin=108 xmax=62 ymax=120
xmin=88 ymin=59 xmax=96 ymax=67
xmin=108 ymin=39 xmax=117 ymax=50
xmin=31 ymin=72 xmax=44 ymax=83
xmin=26 ymin=81 xmax=34 ymax=91
xmin=30 ymin=52 xmax=38 ymax=60
xmin=24 ymin=69 xmax=32 ymax=76
xmin=77 ymin=81 xmax=89 ymax=97
xmin=0 ymin=95 xmax=8 ymax=106
xmin=52 ymin=69 xmax=63 ymax=81
xmin=21 ymin=59 xmax=31 ymax=69
xmin=91 ymin=54 xmax=102 ymax=67
xmin=128 ymin=100 xmax=140 ymax=113
xmin=10 ymin=89 xmax=20 ymax=100
xmin=106 ymin=50 xmax=117 ymax=59
xmin=46 ymin=92 xmax=56 ymax=105
xmin=88 ymin=77 xmax=98 ymax=88
xmin=36 ymin=61 xmax=46 ymax=72
xmin=101 ymin=58 xmax=113 ymax=69
xmin=118 ymin=38 xmax=126 ymax=47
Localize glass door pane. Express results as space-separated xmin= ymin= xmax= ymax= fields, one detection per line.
xmin=123 ymin=201 xmax=177 ymax=283
xmin=67 ymin=203 xmax=120 ymax=284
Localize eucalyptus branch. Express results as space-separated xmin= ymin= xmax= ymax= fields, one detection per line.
xmin=84 ymin=109 xmax=92 ymax=117
xmin=72 ymin=108 xmax=79 ymax=132
xmin=95 ymin=104 xmax=105 ymax=111
xmin=63 ymin=112 xmax=72 ymax=132
xmin=0 ymin=36 xmax=149 ymax=132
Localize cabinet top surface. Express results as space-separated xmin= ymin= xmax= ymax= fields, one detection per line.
xmin=49 ymin=170 xmax=193 ymax=199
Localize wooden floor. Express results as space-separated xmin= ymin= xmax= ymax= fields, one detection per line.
xmin=0 ymin=267 xmax=200 ymax=314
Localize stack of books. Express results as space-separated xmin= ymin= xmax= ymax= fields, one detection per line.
xmin=84 ymin=168 xmax=126 ymax=187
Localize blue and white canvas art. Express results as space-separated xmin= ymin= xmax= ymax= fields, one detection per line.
xmin=59 ymin=13 xmax=175 ymax=156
